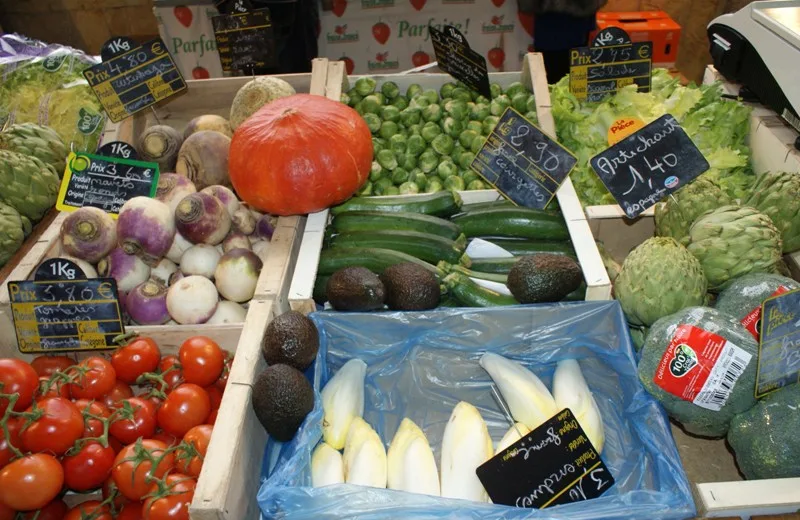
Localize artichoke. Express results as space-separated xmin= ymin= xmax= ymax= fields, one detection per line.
xmin=615 ymin=237 xmax=708 ymax=327
xmin=654 ymin=177 xmax=732 ymax=246
xmin=0 ymin=123 xmax=67 ymax=178
xmin=0 ymin=150 xmax=61 ymax=222
xmin=744 ymin=171 xmax=800 ymax=253
xmin=686 ymin=205 xmax=783 ymax=292
xmin=0 ymin=201 xmax=24 ymax=268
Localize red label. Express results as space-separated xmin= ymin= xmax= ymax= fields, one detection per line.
xmin=653 ymin=324 xmax=726 ymax=402
xmin=741 ymin=286 xmax=790 ymax=341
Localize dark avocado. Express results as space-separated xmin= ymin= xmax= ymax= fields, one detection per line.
xmin=262 ymin=310 xmax=319 ymax=371
xmin=251 ymin=364 xmax=314 ymax=442
xmin=507 ymin=254 xmax=583 ymax=303
xmin=326 ymin=266 xmax=386 ymax=311
xmin=380 ymin=262 xmax=440 ymax=310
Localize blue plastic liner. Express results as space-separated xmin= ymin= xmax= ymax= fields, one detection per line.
xmin=257 ymin=301 xmax=696 ymax=520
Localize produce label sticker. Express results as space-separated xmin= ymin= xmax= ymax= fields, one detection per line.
xmin=569 ymin=27 xmax=653 ymax=102
xmin=590 ymin=114 xmax=709 ymax=218
xmin=429 ymin=25 xmax=491 ymax=99
xmin=7 ymin=258 xmax=125 ymax=354
xmin=653 ymin=324 xmax=752 ymax=411
xmin=470 ymin=107 xmax=578 ymax=209
xmin=56 ymin=151 xmax=160 ymax=218
xmin=83 ymin=38 xmax=187 ymax=123
xmin=755 ymin=288 xmax=800 ymax=398
xmin=477 ymin=408 xmax=614 ymax=508
xmin=212 ymin=8 xmax=277 ymax=73
xmin=607 ymin=117 xmax=645 ymax=145
xmin=742 ymin=285 xmax=792 ymax=341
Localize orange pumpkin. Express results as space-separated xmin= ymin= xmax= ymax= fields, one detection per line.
xmin=228 ymin=94 xmax=373 ymax=215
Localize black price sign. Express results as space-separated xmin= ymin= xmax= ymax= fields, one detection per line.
xmin=56 ymin=151 xmax=160 ymax=216
xmin=429 ymin=25 xmax=490 ymax=99
xmin=83 ymin=38 xmax=187 ymax=123
xmin=477 ymin=408 xmax=614 ymax=509
xmin=590 ymin=114 xmax=709 ymax=218
xmin=755 ymin=288 xmax=800 ymax=398
xmin=470 ymin=107 xmax=578 ymax=209
xmin=7 ymin=258 xmax=125 ymax=354
xmin=569 ymin=27 xmax=653 ymax=102
xmin=212 ymin=8 xmax=277 ymax=73
xmin=98 ymin=141 xmax=139 ymax=161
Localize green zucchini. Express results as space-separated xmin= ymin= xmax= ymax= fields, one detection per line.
xmin=331 ymin=211 xmax=462 ymax=240
xmin=317 ymin=247 xmax=441 ymax=278
xmin=563 ymin=283 xmax=587 ymax=301
xmin=438 ymin=261 xmax=508 ymax=283
xmin=331 ymin=191 xmax=462 ymax=217
xmin=459 ymin=199 xmax=515 ymax=213
xmin=467 ymin=257 xmax=519 ymax=274
xmin=443 ymin=272 xmax=518 ymax=307
xmin=330 ymin=230 xmax=469 ymax=266
xmin=482 ymin=238 xmax=576 ymax=257
xmin=313 ymin=275 xmax=330 ymax=303
xmin=451 ymin=207 xmax=569 ymax=240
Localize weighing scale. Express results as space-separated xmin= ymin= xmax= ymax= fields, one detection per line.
xmin=708 ymin=1 xmax=800 ymax=134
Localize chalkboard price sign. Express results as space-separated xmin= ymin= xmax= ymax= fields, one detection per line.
xmin=755 ymin=288 xmax=800 ymax=398
xmin=212 ymin=8 xmax=277 ymax=73
xmin=83 ymin=38 xmax=187 ymax=123
xmin=470 ymin=107 xmax=578 ymax=209
xmin=569 ymin=27 xmax=653 ymax=102
xmin=56 ymin=151 xmax=160 ymax=217
xmin=589 ymin=114 xmax=709 ymax=218
xmin=429 ymin=25 xmax=491 ymax=99
xmin=477 ymin=408 xmax=614 ymax=509
xmin=97 ymin=141 xmax=139 ymax=161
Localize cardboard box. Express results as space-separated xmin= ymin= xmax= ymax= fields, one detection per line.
xmin=591 ymin=11 xmax=681 ymax=68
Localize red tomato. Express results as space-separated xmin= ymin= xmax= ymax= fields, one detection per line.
xmin=0 ymin=417 xmax=22 ymax=470
xmin=177 ymin=424 xmax=212 ymax=477
xmin=64 ymin=501 xmax=112 ymax=520
xmin=214 ymin=350 xmax=233 ymax=391
xmin=102 ymin=380 xmax=134 ymax=409
xmin=102 ymin=475 xmax=130 ymax=509
xmin=143 ymin=473 xmax=196 ymax=520
xmin=112 ymin=440 xmax=174 ymax=501
xmin=156 ymin=384 xmax=210 ymax=437
xmin=20 ymin=397 xmax=84 ymax=455
xmin=118 ymin=502 xmax=144 ymax=520
xmin=108 ymin=435 xmax=124 ymax=454
xmin=0 ymin=502 xmax=12 ymax=520
xmin=73 ymin=399 xmax=111 ymax=439
xmin=30 ymin=356 xmax=74 ymax=378
xmin=0 ymin=453 xmax=64 ymax=511
xmin=179 ymin=337 xmax=224 ymax=387
xmin=109 ymin=397 xmax=157 ymax=445
xmin=62 ymin=441 xmax=116 ymax=492
xmin=0 ymin=359 xmax=38 ymax=415
xmin=158 ymin=356 xmax=183 ymax=391
xmin=206 ymin=408 xmax=218 ymax=425
xmin=151 ymin=431 xmax=179 ymax=448
xmin=112 ymin=338 xmax=161 ymax=385
xmin=204 ymin=385 xmax=223 ymax=410
xmin=68 ymin=357 xmax=116 ymax=400
xmin=35 ymin=376 xmax=70 ymax=401
xmin=21 ymin=499 xmax=68 ymax=520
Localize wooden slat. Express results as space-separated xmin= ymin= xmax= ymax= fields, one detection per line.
xmin=253 ymin=215 xmax=306 ymax=313
xmin=288 ymin=210 xmax=328 ymax=315
xmin=695 ymin=478 xmax=800 ymax=518
xmin=227 ymin=299 xmax=274 ymax=386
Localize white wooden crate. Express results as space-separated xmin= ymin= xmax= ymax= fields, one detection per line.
xmin=287 ymin=53 xmax=611 ymax=313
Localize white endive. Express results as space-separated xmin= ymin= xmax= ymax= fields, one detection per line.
xmin=552 ymin=359 xmax=605 ymax=453
xmin=440 ymin=401 xmax=493 ymax=502
xmin=311 ymin=442 xmax=344 ymax=487
xmin=494 ymin=422 xmax=531 ymax=455
xmin=387 ymin=418 xmax=440 ymax=496
xmin=479 ymin=353 xmax=558 ymax=430
xmin=343 ymin=417 xmax=387 ymax=488
xmin=321 ymin=358 xmax=367 ymax=450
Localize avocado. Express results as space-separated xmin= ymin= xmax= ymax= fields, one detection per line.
xmin=380 ymin=262 xmax=440 ymax=310
xmin=326 ymin=266 xmax=386 ymax=311
xmin=251 ymin=364 xmax=314 ymax=442
xmin=507 ymin=254 xmax=582 ymax=303
xmin=262 ymin=310 xmax=319 ymax=371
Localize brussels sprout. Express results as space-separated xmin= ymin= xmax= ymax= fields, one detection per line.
xmin=490 ymin=95 xmax=511 ymax=116
xmin=490 ymin=83 xmax=502 ymax=99
xmin=437 ymin=160 xmax=458 ymax=180
xmin=380 ymin=105 xmax=401 ymax=123
xmin=525 ymin=95 xmax=537 ymax=113
xmin=461 ymin=170 xmax=479 ymax=185
xmin=355 ymin=77 xmax=377 ymax=96
xmin=381 ymin=81 xmax=400 ymax=100
xmin=370 ymin=161 xmax=384 ymax=181
xmin=444 ymin=99 xmax=468 ymax=120
xmin=504 ymin=82 xmax=527 ymax=97
xmin=374 ymin=92 xmax=387 ymax=105
xmin=458 ymin=129 xmax=478 ymax=148
xmin=340 ymin=93 xmax=351 ymax=105
xmin=407 ymin=134 xmax=427 ymax=156
xmin=392 ymin=96 xmax=409 ymax=110
xmin=475 ymin=95 xmax=490 ymax=104
xmin=372 ymin=137 xmax=386 ymax=153
xmin=374 ymin=177 xmax=394 ymax=194
xmin=347 ymin=89 xmax=364 ymax=104
xmin=431 ymin=134 xmax=455 ymax=156
xmin=385 ymin=186 xmax=400 ymax=195
xmin=444 ymin=175 xmax=466 ymax=191
xmin=362 ymin=113 xmax=382 ymax=133
xmin=405 ymin=123 xmax=420 ymax=136
xmin=451 ymin=88 xmax=472 ymax=102
xmin=419 ymin=151 xmax=439 ymax=173
xmin=377 ymin=149 xmax=398 ymax=170
xmin=398 ymin=181 xmax=420 ymax=194
xmin=440 ymin=82 xmax=457 ymax=99
xmin=442 ymin=117 xmax=464 ymax=138
xmin=357 ymin=181 xmax=373 ymax=196
xmin=407 ymin=84 xmax=424 ymax=98
xmin=421 ymin=122 xmax=442 ymax=143
xmin=379 ymin=120 xmax=400 ymax=140
xmin=400 ymin=153 xmax=418 ymax=170
xmin=459 ymin=151 xmax=475 ymax=170
xmin=426 ymin=178 xmax=444 ymax=193
xmin=391 ymin=168 xmax=410 ymax=185
xmin=362 ymin=95 xmax=383 ymax=114
xmin=466 ymin=121 xmax=483 ymax=134
xmin=470 ymin=135 xmax=486 ymax=153
xmin=354 ymin=101 xmax=365 ymax=114
xmin=399 ymin=107 xmax=422 ymax=127
xmin=482 ymin=116 xmax=500 ymax=135
xmin=511 ymin=93 xmax=528 ymax=113
xmin=410 ymin=96 xmax=431 ymax=110
xmin=413 ymin=172 xmax=427 ymax=189
xmin=389 ymin=133 xmax=407 ymax=154
xmin=422 ymin=89 xmax=439 ymax=104
xmin=422 ymin=104 xmax=443 ymax=123
xmin=524 ymin=111 xmax=539 ymax=124
xmin=449 ymin=145 xmax=464 ymax=163
xmin=467 ymin=179 xmax=487 ymax=190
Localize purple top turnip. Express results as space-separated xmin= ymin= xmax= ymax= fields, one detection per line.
xmin=156 ymin=173 xmax=197 ymax=213
xmin=60 ymin=207 xmax=117 ymax=264
xmin=126 ymin=280 xmax=170 ymax=325
xmin=214 ymin=248 xmax=263 ymax=302
xmin=175 ymin=192 xmax=231 ymax=245
xmin=98 ymin=247 xmax=151 ymax=292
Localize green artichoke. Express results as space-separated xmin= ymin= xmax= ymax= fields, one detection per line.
xmin=744 ymin=171 xmax=800 ymax=253
xmin=0 ymin=150 xmax=61 ymax=222
xmin=615 ymin=237 xmax=708 ymax=327
xmin=0 ymin=201 xmax=24 ymax=268
xmin=0 ymin=123 xmax=68 ymax=178
xmin=686 ymin=205 xmax=783 ymax=292
xmin=654 ymin=177 xmax=732 ymax=246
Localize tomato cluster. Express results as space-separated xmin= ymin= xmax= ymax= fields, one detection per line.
xmin=0 ymin=336 xmax=233 ymax=520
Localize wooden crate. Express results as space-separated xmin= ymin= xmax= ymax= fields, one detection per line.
xmin=287 ymin=53 xmax=612 ymax=314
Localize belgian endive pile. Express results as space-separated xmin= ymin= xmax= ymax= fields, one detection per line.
xmin=311 ymin=353 xmax=605 ymax=502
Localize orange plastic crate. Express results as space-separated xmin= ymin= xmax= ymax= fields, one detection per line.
xmin=590 ymin=11 xmax=681 ymax=68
